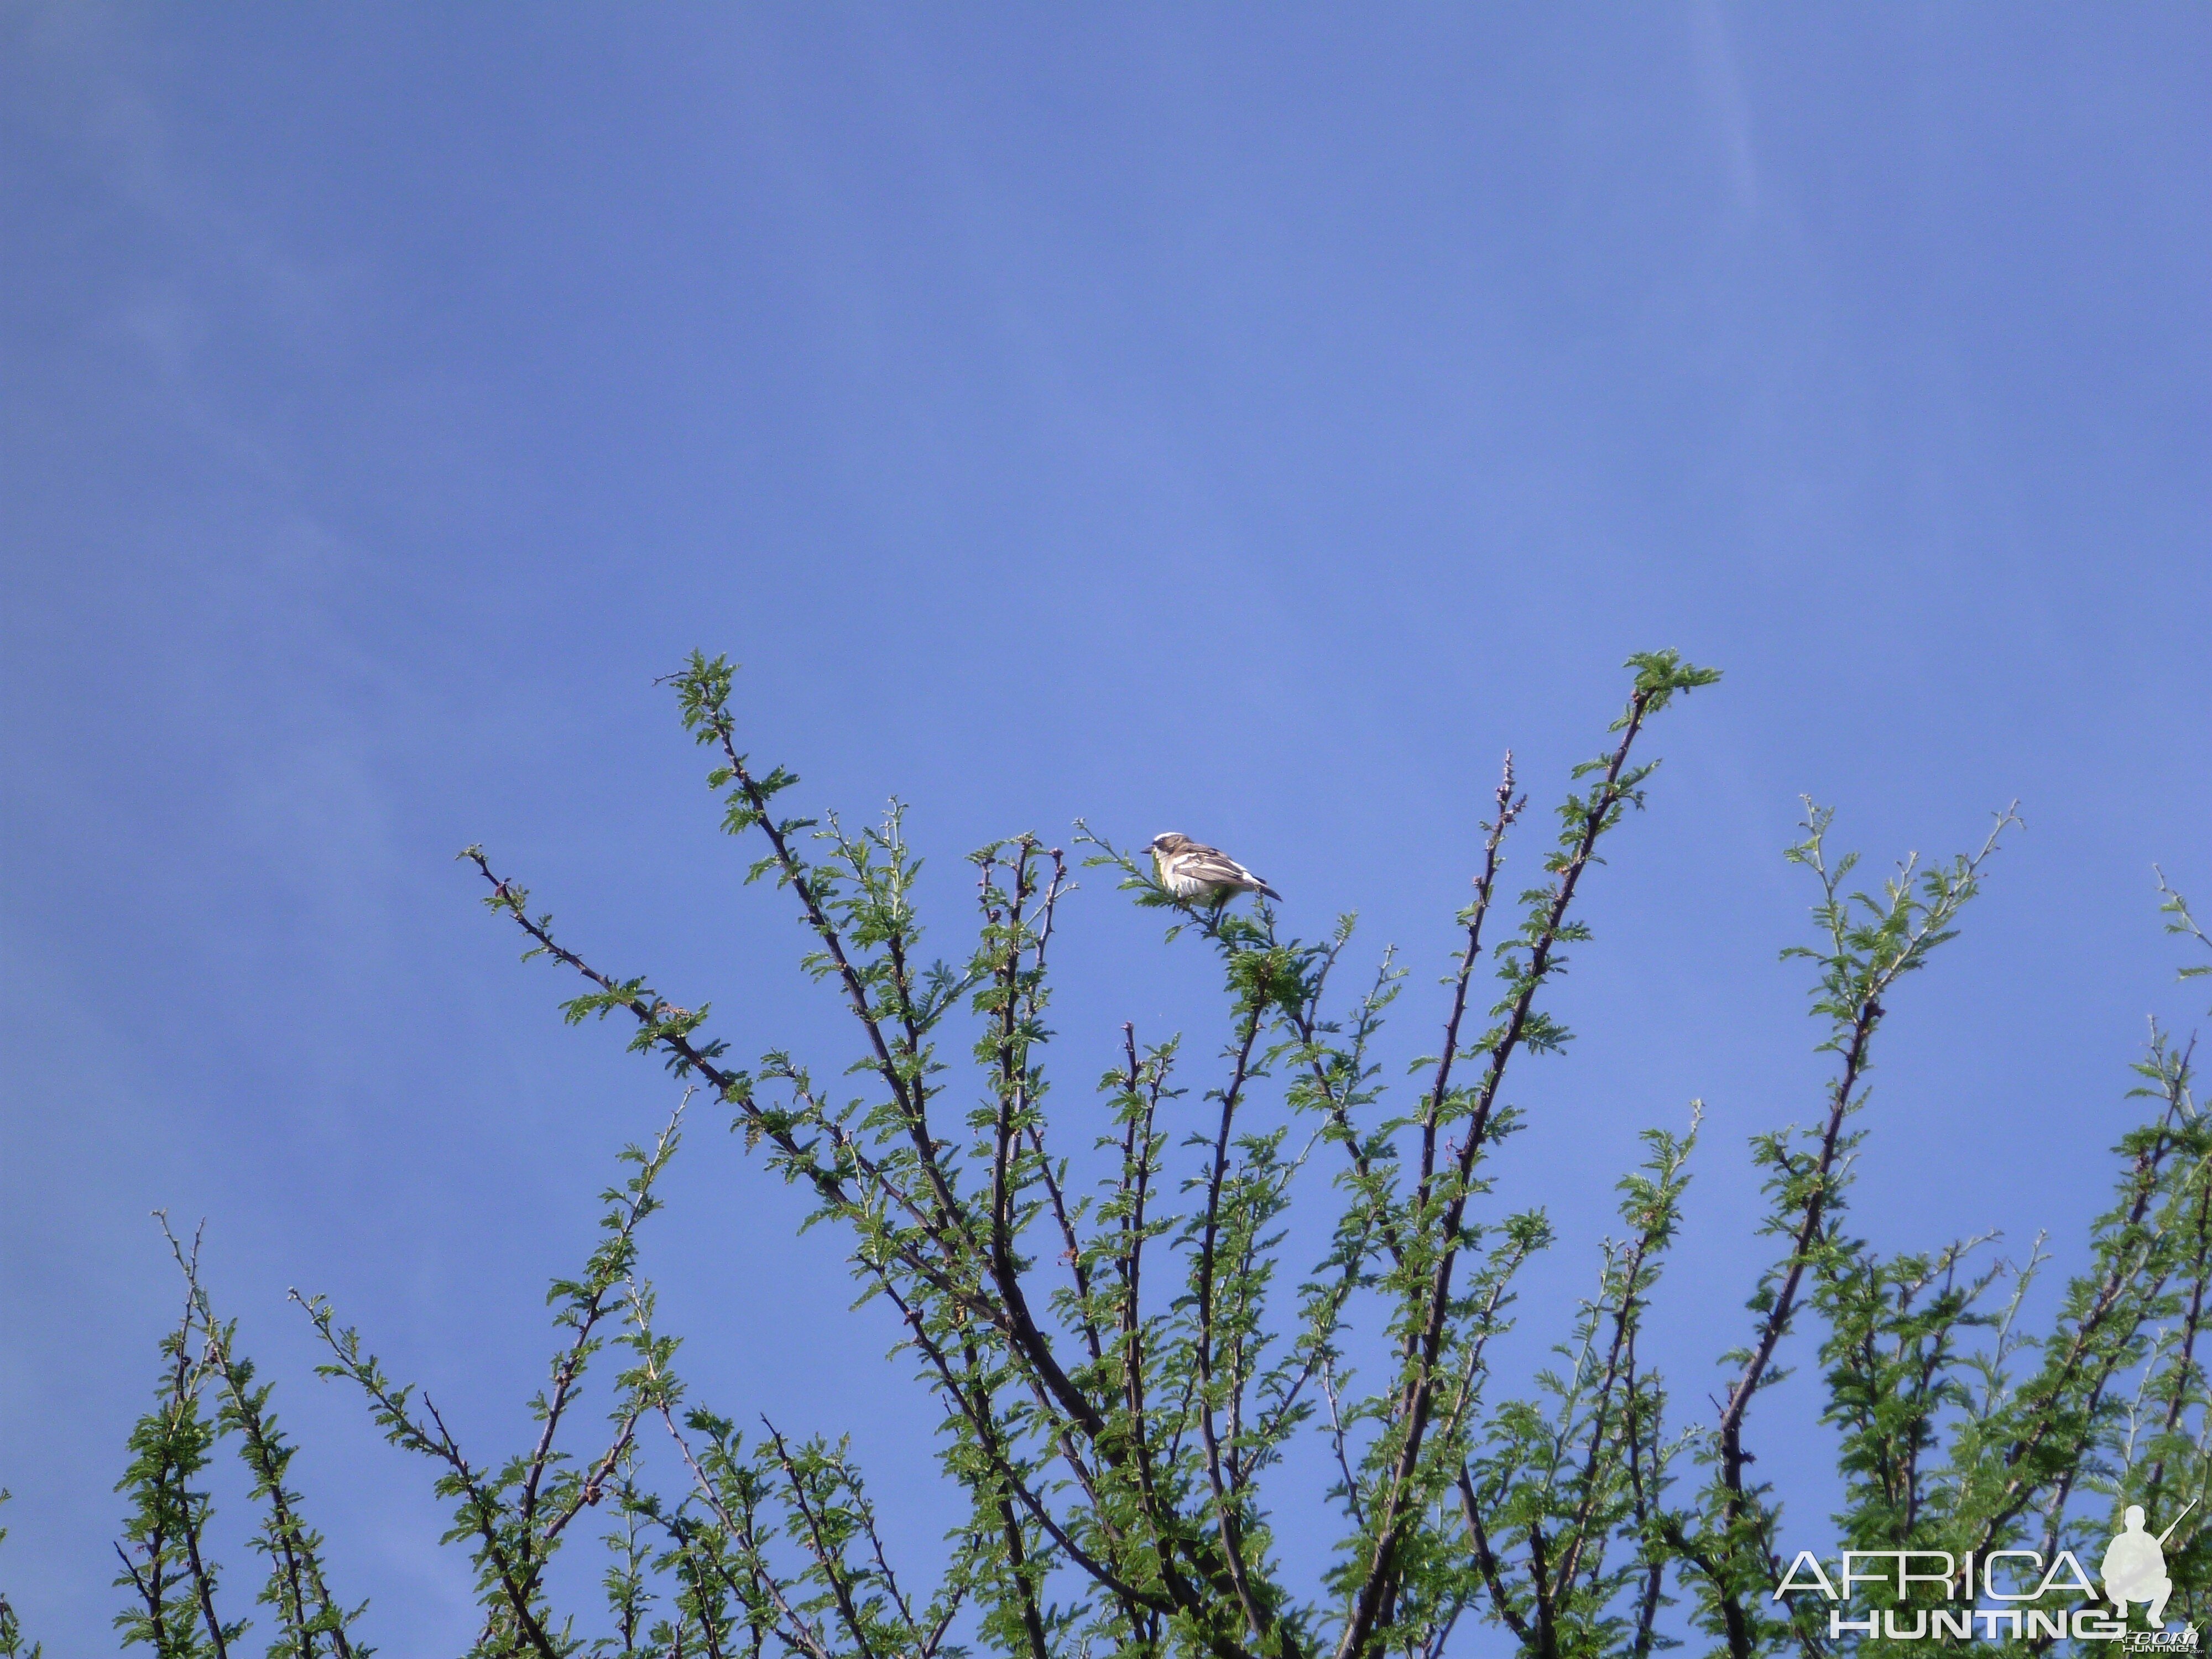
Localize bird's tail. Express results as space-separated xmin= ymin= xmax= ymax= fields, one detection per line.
xmin=1258 ymin=883 xmax=1282 ymax=901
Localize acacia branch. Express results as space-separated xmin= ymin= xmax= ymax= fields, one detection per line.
xmin=466 ymin=851 xmax=1000 ymax=1331
xmin=1340 ymin=691 xmax=1661 ymax=1659
xmin=1417 ymin=759 xmax=1523 ymax=1219
xmin=1194 ymin=994 xmax=1280 ymax=1650
xmin=694 ymin=708 xmax=979 ymax=1260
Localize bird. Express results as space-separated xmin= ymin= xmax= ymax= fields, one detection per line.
xmin=1144 ymin=832 xmax=1281 ymax=906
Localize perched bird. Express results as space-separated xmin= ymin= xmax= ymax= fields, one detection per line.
xmin=1144 ymin=832 xmax=1281 ymax=906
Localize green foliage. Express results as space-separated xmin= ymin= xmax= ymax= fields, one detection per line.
xmin=2161 ymin=867 xmax=2212 ymax=1000
xmin=0 ymin=1494 xmax=41 ymax=1659
xmin=110 ymin=1239 xmax=251 ymax=1659
xmin=17 ymin=648 xmax=2212 ymax=1658
xmin=300 ymin=1107 xmax=685 ymax=1659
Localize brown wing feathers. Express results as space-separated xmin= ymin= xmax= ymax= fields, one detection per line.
xmin=1161 ymin=837 xmax=1281 ymax=901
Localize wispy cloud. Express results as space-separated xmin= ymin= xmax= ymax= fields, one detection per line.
xmin=1689 ymin=0 xmax=1759 ymax=212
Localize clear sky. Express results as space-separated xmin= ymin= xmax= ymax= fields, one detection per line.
xmin=2 ymin=6 xmax=2206 ymax=1652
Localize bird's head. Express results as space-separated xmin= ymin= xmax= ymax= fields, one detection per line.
xmin=1145 ymin=832 xmax=1189 ymax=859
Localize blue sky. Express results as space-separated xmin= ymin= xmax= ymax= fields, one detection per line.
xmin=2 ymin=5 xmax=2206 ymax=1651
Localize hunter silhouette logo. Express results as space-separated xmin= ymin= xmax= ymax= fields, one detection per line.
xmin=1772 ymin=1504 xmax=2201 ymax=1645
xmin=2105 ymin=1501 xmax=2194 ymax=1632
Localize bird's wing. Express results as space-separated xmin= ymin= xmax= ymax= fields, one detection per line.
xmin=1181 ymin=844 xmax=1277 ymax=896
xmin=1176 ymin=845 xmax=1249 ymax=880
